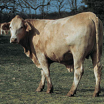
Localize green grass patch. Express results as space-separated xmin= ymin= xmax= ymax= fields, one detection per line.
xmin=0 ymin=35 xmax=104 ymax=104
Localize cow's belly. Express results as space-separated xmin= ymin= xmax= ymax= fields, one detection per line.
xmin=47 ymin=51 xmax=74 ymax=72
xmin=46 ymin=49 xmax=73 ymax=63
xmin=61 ymin=52 xmax=73 ymax=62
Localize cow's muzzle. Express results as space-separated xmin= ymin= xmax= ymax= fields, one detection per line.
xmin=10 ymin=38 xmax=18 ymax=43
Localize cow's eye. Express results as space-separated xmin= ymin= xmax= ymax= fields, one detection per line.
xmin=19 ymin=26 xmax=23 ymax=30
xmin=9 ymin=27 xmax=13 ymax=30
xmin=20 ymin=26 xmax=23 ymax=29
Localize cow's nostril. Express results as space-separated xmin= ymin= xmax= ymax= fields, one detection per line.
xmin=10 ymin=38 xmax=18 ymax=43
xmin=14 ymin=38 xmax=17 ymax=41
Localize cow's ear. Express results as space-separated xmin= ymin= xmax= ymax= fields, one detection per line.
xmin=24 ymin=21 xmax=31 ymax=32
xmin=2 ymin=23 xmax=10 ymax=30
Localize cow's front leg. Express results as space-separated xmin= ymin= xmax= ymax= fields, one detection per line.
xmin=36 ymin=52 xmax=53 ymax=93
xmin=36 ymin=70 xmax=45 ymax=92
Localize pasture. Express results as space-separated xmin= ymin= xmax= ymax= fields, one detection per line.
xmin=0 ymin=35 xmax=104 ymax=104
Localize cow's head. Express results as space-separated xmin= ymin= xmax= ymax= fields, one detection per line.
xmin=2 ymin=15 xmax=31 ymax=43
xmin=0 ymin=23 xmax=9 ymax=35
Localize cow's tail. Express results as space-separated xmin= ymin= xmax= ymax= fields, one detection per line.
xmin=95 ymin=16 xmax=102 ymax=68
xmin=95 ymin=17 xmax=99 ymax=65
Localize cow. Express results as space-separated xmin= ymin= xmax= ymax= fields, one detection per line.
xmin=0 ymin=23 xmax=9 ymax=35
xmin=2 ymin=12 xmax=103 ymax=97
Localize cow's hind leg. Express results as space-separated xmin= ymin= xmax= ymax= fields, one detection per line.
xmin=91 ymin=52 xmax=102 ymax=97
xmin=67 ymin=57 xmax=84 ymax=97
xmin=36 ymin=70 xmax=45 ymax=92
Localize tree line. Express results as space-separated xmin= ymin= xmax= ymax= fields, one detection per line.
xmin=0 ymin=0 xmax=104 ymax=23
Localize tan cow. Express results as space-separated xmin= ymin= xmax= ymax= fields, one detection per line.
xmin=0 ymin=23 xmax=9 ymax=35
xmin=2 ymin=12 xmax=103 ymax=97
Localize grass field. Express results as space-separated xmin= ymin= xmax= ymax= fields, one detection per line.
xmin=0 ymin=35 xmax=104 ymax=104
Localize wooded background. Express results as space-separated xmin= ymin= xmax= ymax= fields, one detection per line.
xmin=0 ymin=0 xmax=104 ymax=22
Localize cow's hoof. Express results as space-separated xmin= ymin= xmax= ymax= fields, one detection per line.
xmin=36 ymin=88 xmax=42 ymax=92
xmin=67 ymin=92 xmax=74 ymax=97
xmin=66 ymin=94 xmax=74 ymax=97
xmin=46 ymin=86 xmax=53 ymax=94
xmin=93 ymin=90 xmax=101 ymax=97
xmin=36 ymin=87 xmax=44 ymax=92
xmin=93 ymin=92 xmax=99 ymax=97
xmin=36 ymin=84 xmax=45 ymax=92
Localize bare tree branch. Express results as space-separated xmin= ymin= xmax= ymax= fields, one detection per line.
xmin=67 ymin=0 xmax=77 ymax=11
xmin=18 ymin=0 xmax=27 ymax=8
xmin=22 ymin=0 xmax=51 ymax=10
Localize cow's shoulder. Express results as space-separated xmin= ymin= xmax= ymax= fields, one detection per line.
xmin=32 ymin=35 xmax=43 ymax=52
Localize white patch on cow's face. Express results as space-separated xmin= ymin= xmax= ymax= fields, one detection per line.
xmin=10 ymin=26 xmax=17 ymax=42
xmin=10 ymin=18 xmax=24 ymax=43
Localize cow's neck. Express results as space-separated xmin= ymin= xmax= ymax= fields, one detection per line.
xmin=19 ymin=33 xmax=32 ymax=58
xmin=19 ymin=33 xmax=41 ymax=68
